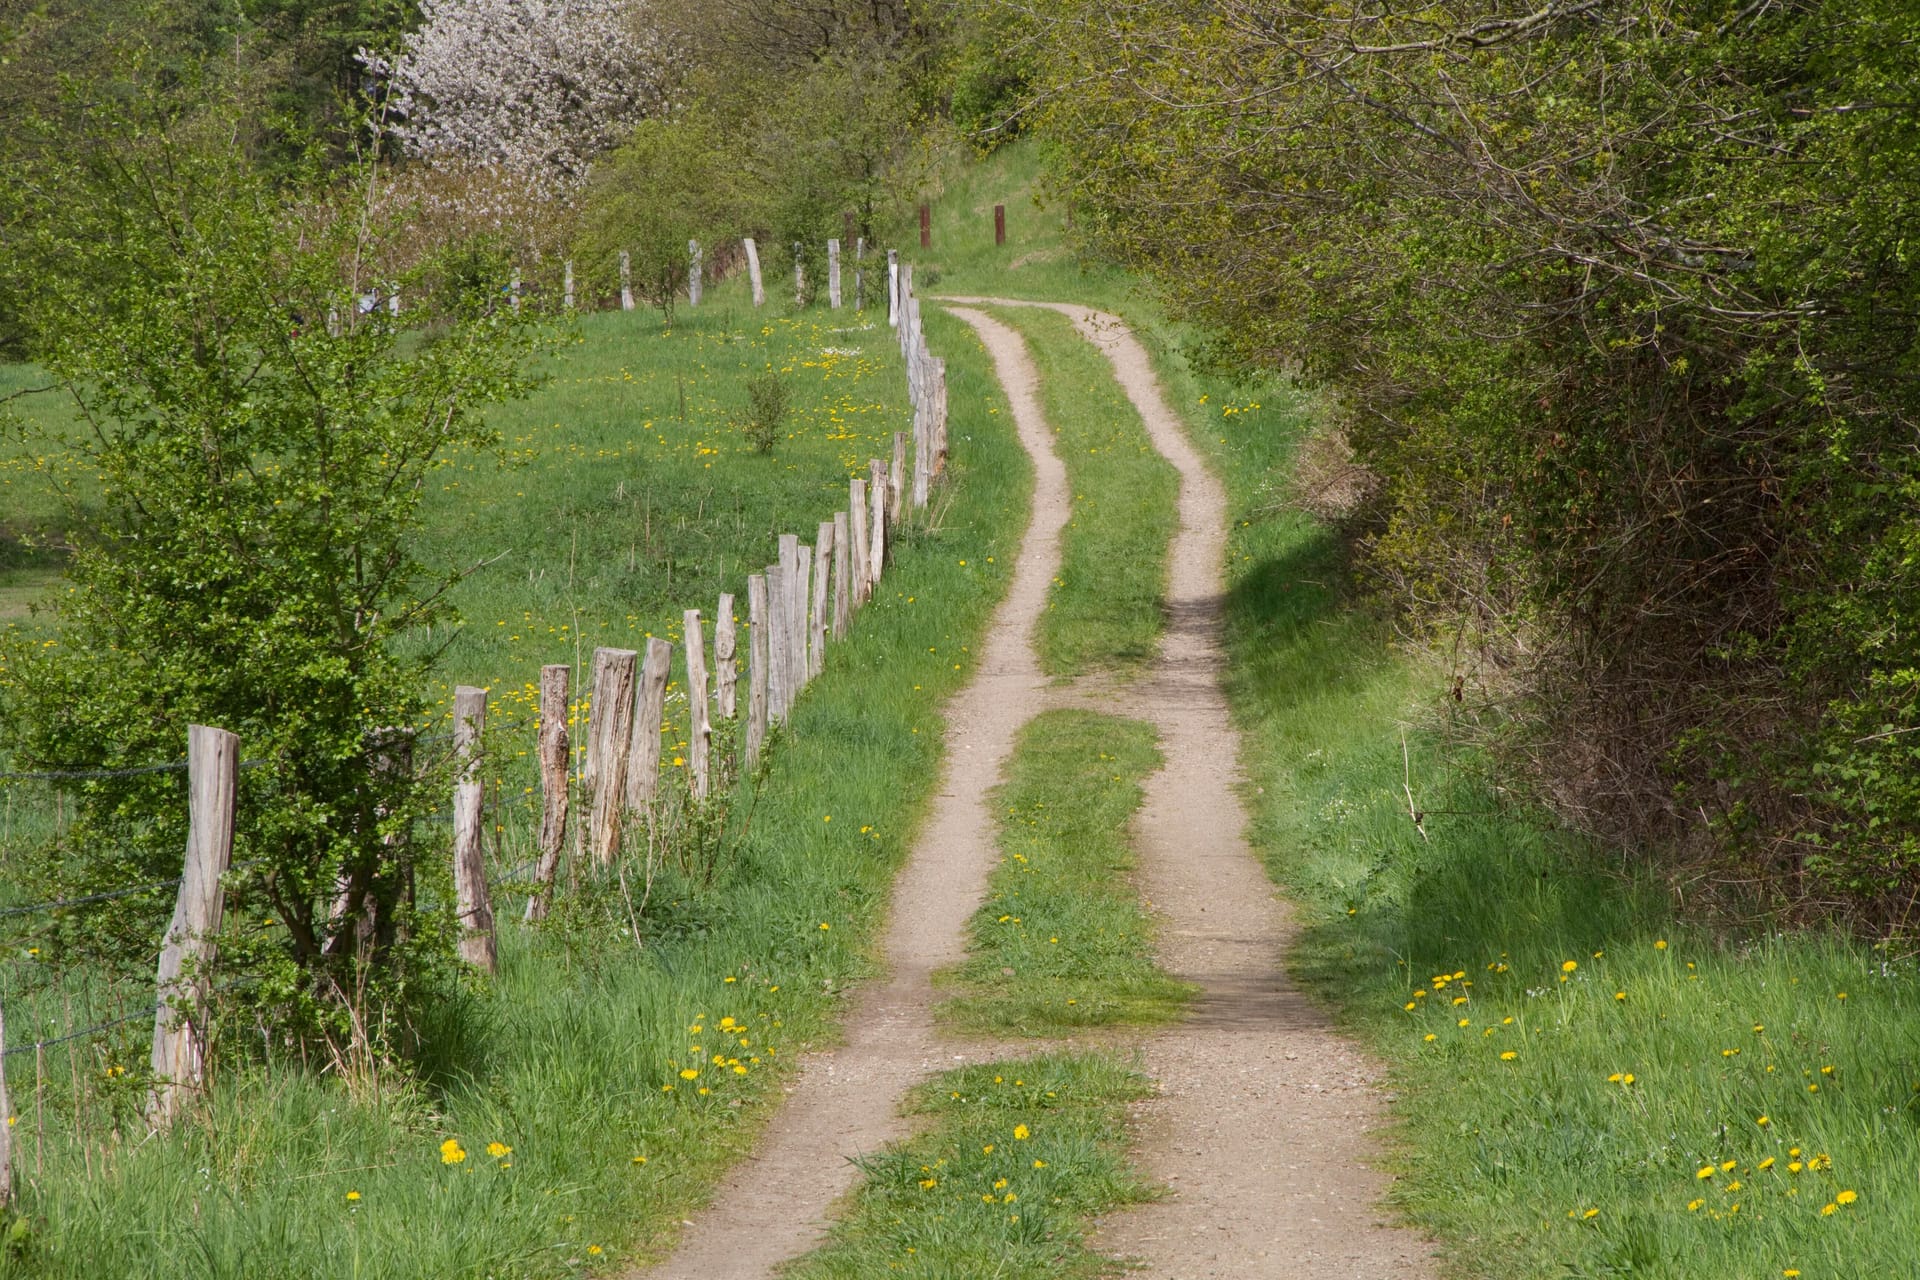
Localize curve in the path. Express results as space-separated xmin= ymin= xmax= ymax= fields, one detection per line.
xmin=634 ymin=307 xmax=1067 ymax=1280
xmin=942 ymin=297 xmax=1437 ymax=1278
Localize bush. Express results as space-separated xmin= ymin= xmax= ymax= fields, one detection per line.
xmin=741 ymin=369 xmax=791 ymax=453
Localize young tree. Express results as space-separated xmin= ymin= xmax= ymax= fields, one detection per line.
xmin=0 ymin=85 xmax=544 ymax=1034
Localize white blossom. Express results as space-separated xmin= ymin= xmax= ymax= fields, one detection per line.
xmin=362 ymin=0 xmax=682 ymax=202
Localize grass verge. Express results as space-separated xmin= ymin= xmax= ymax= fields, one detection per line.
xmin=784 ymin=1052 xmax=1156 ymax=1280
xmin=937 ymin=709 xmax=1190 ymax=1035
xmin=992 ymin=307 xmax=1177 ymax=680
xmin=0 ymin=300 xmax=1030 ymax=1277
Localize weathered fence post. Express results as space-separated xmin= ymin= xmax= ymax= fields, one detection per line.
xmin=827 ymin=239 xmax=842 ymax=310
xmin=146 ymin=723 xmax=238 ymax=1129
xmin=683 ymin=610 xmax=712 ymax=799
xmin=812 ymin=519 xmax=834 ymax=677
xmin=526 ymin=664 xmax=571 ymax=923
xmin=919 ymin=201 xmax=931 ymax=249
xmin=628 ymin=638 xmax=672 ymax=809
xmin=793 ymin=542 xmax=814 ymax=695
xmin=0 ymin=994 xmax=11 ymax=1205
xmin=854 ymin=237 xmax=867 ymax=312
xmin=587 ymin=649 xmax=638 ymax=864
xmin=767 ymin=558 xmax=790 ymax=721
xmin=832 ymin=510 xmax=852 ymax=639
xmin=778 ymin=535 xmax=801 ymax=707
xmin=744 ymin=237 xmax=765 ymax=307
xmin=887 ymin=250 xmax=900 ymax=328
xmin=564 ymin=259 xmax=575 ymax=310
xmin=891 ymin=432 xmax=908 ymax=522
xmin=794 ymin=242 xmax=806 ymax=307
xmin=868 ymin=459 xmax=889 ymax=584
xmin=715 ymin=593 xmax=738 ymax=720
xmin=689 ymin=239 xmax=703 ymax=307
xmin=620 ymin=250 xmax=634 ymax=312
xmin=913 ymin=413 xmax=932 ymax=509
xmin=747 ymin=575 xmax=770 ymax=766
xmin=450 ymin=688 xmax=498 ymax=974
xmin=931 ymin=357 xmax=949 ymax=475
xmin=849 ymin=478 xmax=871 ymax=603
xmin=995 ymin=203 xmax=1006 ymax=246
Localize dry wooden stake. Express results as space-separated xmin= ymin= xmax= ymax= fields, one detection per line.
xmin=714 ymin=593 xmax=738 ymax=719
xmin=913 ymin=413 xmax=932 ymax=509
xmin=683 ymin=610 xmax=712 ymax=799
xmin=769 ymin=554 xmax=792 ymax=721
xmin=587 ymin=649 xmax=639 ymax=864
xmin=581 ymin=646 xmax=611 ymax=788
xmin=827 ymin=238 xmax=842 ymax=309
xmin=525 ymin=665 xmax=571 ymax=923
xmin=868 ymin=459 xmax=888 ymax=583
xmin=832 ymin=509 xmax=852 ymax=639
xmin=854 ymin=236 xmax=866 ymax=311
xmin=744 ymin=237 xmax=765 ymax=307
xmin=778 ymin=534 xmax=802 ymax=705
xmin=147 ymin=723 xmax=238 ymax=1129
xmin=848 ymin=477 xmax=871 ymax=603
xmin=564 ymin=259 xmax=575 ymax=310
xmin=794 ymin=542 xmax=814 ymax=694
xmin=688 ymin=239 xmax=703 ymax=306
xmin=628 ymin=638 xmax=673 ymax=808
xmin=619 ymin=250 xmax=634 ymax=311
xmin=887 ymin=249 xmax=900 ymax=327
xmin=747 ymin=575 xmax=770 ymax=765
xmin=811 ymin=520 xmax=834 ymax=677
xmin=450 ymin=689 xmax=498 ymax=975
xmin=793 ymin=241 xmax=805 ymax=307
xmin=890 ymin=432 xmax=908 ymax=523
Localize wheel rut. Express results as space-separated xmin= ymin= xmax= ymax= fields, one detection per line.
xmin=637 ymin=300 xmax=1436 ymax=1279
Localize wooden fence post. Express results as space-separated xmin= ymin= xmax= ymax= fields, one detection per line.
xmin=450 ymin=688 xmax=498 ymax=974
xmin=715 ymin=593 xmax=738 ymax=720
xmin=582 ymin=647 xmax=609 ymax=790
xmin=779 ymin=534 xmax=803 ymax=705
xmin=995 ymin=203 xmax=1006 ymax=245
xmin=683 ymin=610 xmax=712 ymax=800
xmin=146 ymin=723 xmax=238 ymax=1129
xmin=793 ymin=241 xmax=806 ymax=307
xmin=767 ymin=559 xmax=790 ymax=722
xmin=832 ymin=510 xmax=852 ymax=639
xmin=854 ymin=237 xmax=867 ymax=312
xmin=931 ymin=357 xmax=949 ymax=475
xmin=891 ymin=432 xmax=908 ymax=522
xmin=868 ymin=459 xmax=888 ymax=584
xmin=919 ymin=201 xmax=931 ymax=248
xmin=793 ymin=542 xmax=814 ymax=695
xmin=628 ymin=637 xmax=673 ymax=809
xmin=747 ymin=575 xmax=770 ymax=766
xmin=812 ymin=519 xmax=834 ymax=677
xmin=526 ymin=664 xmax=571 ymax=923
xmin=913 ymin=413 xmax=932 ymax=509
xmin=564 ymin=259 xmax=575 ymax=310
xmin=849 ymin=477 xmax=871 ymax=604
xmin=828 ymin=239 xmax=842 ymax=309
xmin=744 ymin=237 xmax=765 ymax=307
xmin=620 ymin=250 xmax=634 ymax=311
xmin=0 ymin=994 xmax=11 ymax=1205
xmin=887 ymin=249 xmax=900 ymax=328
xmin=587 ymin=649 xmax=638 ymax=865
xmin=689 ymin=239 xmax=703 ymax=306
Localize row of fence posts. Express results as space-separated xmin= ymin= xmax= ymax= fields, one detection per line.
xmin=0 ymin=253 xmax=954 ymax=1202
xmin=587 ymin=233 xmax=875 ymax=315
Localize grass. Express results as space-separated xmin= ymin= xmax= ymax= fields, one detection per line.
xmin=937 ymin=709 xmax=1190 ymax=1035
xmin=992 ymin=307 xmax=1178 ymax=679
xmin=1187 ymin=266 xmax=1920 ymax=1279
xmin=784 ymin=1052 xmax=1157 ymax=1280
xmin=0 ymin=289 xmax=1035 ymax=1277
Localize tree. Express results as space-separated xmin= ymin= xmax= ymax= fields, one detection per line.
xmin=0 ymin=82 xmax=544 ymax=1035
xmin=361 ymin=0 xmax=685 ymax=203
xmin=576 ymin=114 xmax=740 ymax=320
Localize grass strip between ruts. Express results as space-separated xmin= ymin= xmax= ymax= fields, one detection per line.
xmin=992 ymin=306 xmax=1178 ymax=681
xmin=937 ymin=708 xmax=1192 ymax=1036
xmin=784 ymin=1052 xmax=1157 ymax=1280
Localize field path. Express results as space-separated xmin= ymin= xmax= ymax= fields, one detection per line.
xmin=636 ymin=307 xmax=1066 ymax=1280
xmin=638 ymin=301 xmax=1435 ymax=1278
xmin=945 ymin=299 xmax=1438 ymax=1278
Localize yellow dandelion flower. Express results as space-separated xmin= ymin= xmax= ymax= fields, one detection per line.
xmin=487 ymin=1142 xmax=511 ymax=1158
xmin=1500 ymin=1050 xmax=1518 ymax=1061
xmin=345 ymin=1190 xmax=361 ymax=1202
xmin=1562 ymin=960 xmax=1578 ymax=973
xmin=440 ymin=1139 xmax=467 ymax=1165
xmin=1837 ymin=1189 xmax=1857 ymax=1205
xmin=1013 ymin=1125 xmax=1030 ymax=1140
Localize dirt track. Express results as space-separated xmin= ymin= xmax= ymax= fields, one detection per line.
xmin=637 ymin=301 xmax=1435 ymax=1278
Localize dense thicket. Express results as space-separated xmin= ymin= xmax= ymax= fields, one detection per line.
xmin=1028 ymin=0 xmax=1920 ymax=922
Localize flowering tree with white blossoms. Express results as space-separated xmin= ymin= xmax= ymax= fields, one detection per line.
xmin=362 ymin=0 xmax=683 ymax=203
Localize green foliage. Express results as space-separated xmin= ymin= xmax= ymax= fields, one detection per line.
xmin=0 ymin=85 xmax=542 ymax=1029
xmin=787 ymin=1054 xmax=1157 ymax=1280
xmin=576 ymin=114 xmax=738 ymax=321
xmin=740 ymin=368 xmax=792 ymax=454
xmin=939 ymin=709 xmax=1191 ymax=1034
xmin=1029 ymin=0 xmax=1920 ymax=919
